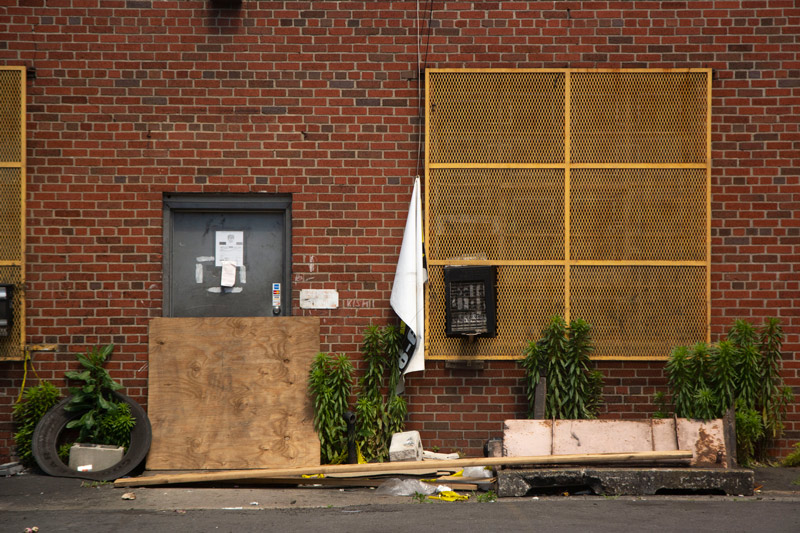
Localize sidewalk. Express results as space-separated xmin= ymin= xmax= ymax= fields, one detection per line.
xmin=1 ymin=466 xmax=798 ymax=513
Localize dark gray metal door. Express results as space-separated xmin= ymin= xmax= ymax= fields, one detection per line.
xmin=163 ymin=196 xmax=291 ymax=318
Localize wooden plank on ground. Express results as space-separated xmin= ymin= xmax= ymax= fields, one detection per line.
xmin=146 ymin=317 xmax=321 ymax=470
xmin=117 ymin=451 xmax=692 ymax=487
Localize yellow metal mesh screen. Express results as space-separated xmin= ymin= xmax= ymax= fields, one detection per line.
xmin=0 ymin=168 xmax=22 ymax=262
xmin=570 ymin=168 xmax=706 ymax=261
xmin=571 ymin=72 xmax=707 ymax=163
xmin=427 ymin=265 xmax=564 ymax=359
xmin=428 ymin=168 xmax=564 ymax=262
xmin=0 ymin=67 xmax=25 ymax=360
xmin=427 ymin=71 xmax=565 ymax=164
xmin=0 ymin=69 xmax=22 ymax=162
xmin=570 ymin=266 xmax=707 ymax=359
xmin=0 ymin=265 xmax=22 ymax=360
xmin=426 ymin=69 xmax=710 ymax=360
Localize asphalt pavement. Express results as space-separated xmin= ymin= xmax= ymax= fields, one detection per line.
xmin=1 ymin=466 xmax=799 ymax=532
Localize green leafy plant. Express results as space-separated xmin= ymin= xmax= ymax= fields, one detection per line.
xmin=63 ymin=345 xmax=136 ymax=449
xmin=58 ymin=442 xmax=73 ymax=463
xmin=782 ymin=442 xmax=800 ymax=468
xmin=12 ymin=382 xmax=62 ymax=466
xmin=521 ymin=316 xmax=603 ymax=419
xmin=734 ymin=403 xmax=764 ymax=465
xmin=308 ymin=325 xmax=407 ymax=464
xmin=476 ymin=490 xmax=497 ymax=503
xmin=308 ymin=352 xmax=353 ymax=464
xmin=81 ymin=480 xmax=112 ymax=488
xmin=356 ymin=325 xmax=406 ymax=462
xmin=664 ymin=318 xmax=794 ymax=465
xmin=652 ymin=391 xmax=669 ymax=419
xmin=412 ymin=491 xmax=428 ymax=503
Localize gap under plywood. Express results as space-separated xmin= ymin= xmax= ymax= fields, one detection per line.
xmin=146 ymin=317 xmax=321 ymax=470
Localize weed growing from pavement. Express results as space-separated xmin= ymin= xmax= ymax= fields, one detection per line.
xmin=80 ymin=480 xmax=111 ymax=488
xmin=475 ymin=490 xmax=497 ymax=503
xmin=412 ymin=492 xmax=428 ymax=503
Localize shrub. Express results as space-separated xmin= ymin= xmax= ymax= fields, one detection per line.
xmin=308 ymin=352 xmax=353 ymax=464
xmin=664 ymin=318 xmax=793 ymax=465
xmin=12 ymin=382 xmax=62 ymax=466
xmin=521 ymin=316 xmax=603 ymax=419
xmin=64 ymin=345 xmax=136 ymax=449
xmin=308 ymin=325 xmax=407 ymax=464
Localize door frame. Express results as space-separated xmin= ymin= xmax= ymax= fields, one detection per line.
xmin=162 ymin=193 xmax=292 ymax=318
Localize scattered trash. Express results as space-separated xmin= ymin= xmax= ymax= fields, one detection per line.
xmin=422 ymin=450 xmax=460 ymax=460
xmin=222 ymin=507 xmax=243 ymax=510
xmin=429 ymin=491 xmax=469 ymax=502
xmin=249 ymin=501 xmax=258 ymax=506
xmin=461 ymin=466 xmax=494 ymax=478
xmin=531 ymin=496 xmax=539 ymax=501
xmin=121 ymin=492 xmax=136 ymax=500
xmin=24 ymin=528 xmax=39 ymax=533
xmin=175 ymin=509 xmax=186 ymax=515
xmin=375 ymin=478 xmax=437 ymax=496
xmin=0 ymin=461 xmax=24 ymax=476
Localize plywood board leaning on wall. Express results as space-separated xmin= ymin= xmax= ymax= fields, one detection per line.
xmin=146 ymin=317 xmax=321 ymax=470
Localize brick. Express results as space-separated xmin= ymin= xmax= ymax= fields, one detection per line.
xmin=0 ymin=1 xmax=797 ymax=463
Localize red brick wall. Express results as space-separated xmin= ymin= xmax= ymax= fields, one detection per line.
xmin=0 ymin=1 xmax=798 ymax=461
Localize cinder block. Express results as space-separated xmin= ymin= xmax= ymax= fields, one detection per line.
xmin=389 ymin=430 xmax=423 ymax=462
xmin=68 ymin=443 xmax=124 ymax=472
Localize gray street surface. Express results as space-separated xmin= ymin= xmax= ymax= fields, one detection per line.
xmin=2 ymin=468 xmax=799 ymax=532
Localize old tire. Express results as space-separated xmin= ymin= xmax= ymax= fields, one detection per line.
xmin=32 ymin=392 xmax=151 ymax=481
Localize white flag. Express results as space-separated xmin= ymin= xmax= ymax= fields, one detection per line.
xmin=391 ymin=177 xmax=426 ymax=378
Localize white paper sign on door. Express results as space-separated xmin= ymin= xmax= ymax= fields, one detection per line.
xmin=215 ymin=231 xmax=244 ymax=267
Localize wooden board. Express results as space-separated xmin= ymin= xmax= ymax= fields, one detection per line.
xmin=146 ymin=317 xmax=321 ymax=470
xmin=117 ymin=451 xmax=692 ymax=487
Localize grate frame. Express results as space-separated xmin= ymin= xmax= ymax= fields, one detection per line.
xmin=425 ymin=69 xmax=711 ymax=360
xmin=0 ymin=67 xmax=26 ymax=361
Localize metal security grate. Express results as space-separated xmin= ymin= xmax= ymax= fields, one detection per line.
xmin=570 ymin=266 xmax=707 ymax=359
xmin=0 ymin=67 xmax=25 ymax=360
xmin=0 ymin=265 xmax=22 ymax=360
xmin=570 ymin=168 xmax=706 ymax=262
xmin=426 ymin=69 xmax=710 ymax=360
xmin=428 ymin=71 xmax=565 ymax=164
xmin=571 ymin=72 xmax=707 ymax=164
xmin=428 ymin=168 xmax=564 ymax=262
xmin=0 ymin=69 xmax=21 ymax=162
xmin=0 ymin=168 xmax=22 ymax=262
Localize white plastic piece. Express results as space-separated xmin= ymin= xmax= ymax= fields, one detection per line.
xmin=422 ymin=449 xmax=460 ymax=460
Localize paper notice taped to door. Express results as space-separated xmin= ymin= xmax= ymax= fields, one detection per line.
xmin=221 ymin=261 xmax=237 ymax=287
xmin=215 ymin=231 xmax=244 ymax=267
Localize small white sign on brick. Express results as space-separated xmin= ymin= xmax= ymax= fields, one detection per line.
xmin=299 ymin=289 xmax=339 ymax=309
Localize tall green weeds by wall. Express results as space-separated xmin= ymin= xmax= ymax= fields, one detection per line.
xmin=521 ymin=316 xmax=604 ymax=420
xmin=665 ymin=318 xmax=793 ymax=465
xmin=308 ymin=325 xmax=406 ymax=464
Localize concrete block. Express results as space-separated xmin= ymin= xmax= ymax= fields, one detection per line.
xmin=554 ymin=420 xmax=655 ymax=455
xmin=497 ymin=467 xmax=754 ymax=497
xmin=69 ymin=443 xmax=124 ymax=472
xmin=503 ymin=419 xmax=552 ymax=457
xmin=389 ymin=431 xmax=423 ymax=462
xmin=503 ymin=418 xmax=729 ymax=468
xmin=676 ymin=418 xmax=728 ymax=468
